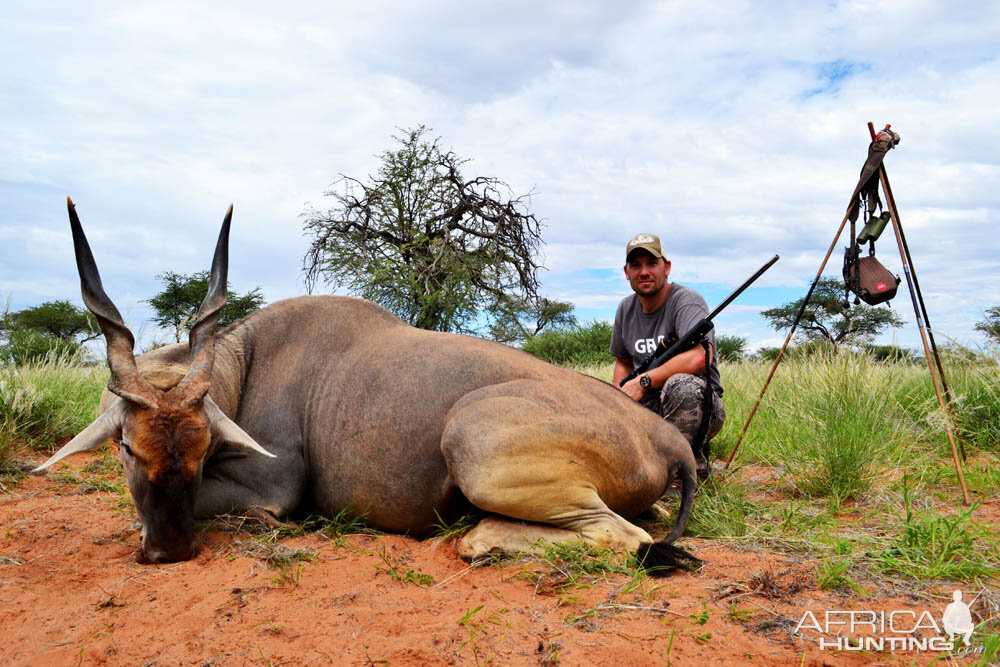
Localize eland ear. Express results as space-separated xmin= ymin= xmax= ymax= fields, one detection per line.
xmin=203 ymin=395 xmax=276 ymax=459
xmin=33 ymin=399 xmax=128 ymax=472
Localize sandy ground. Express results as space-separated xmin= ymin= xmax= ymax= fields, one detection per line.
xmin=0 ymin=452 xmax=992 ymax=666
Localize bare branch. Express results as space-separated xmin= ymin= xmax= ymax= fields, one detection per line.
xmin=301 ymin=127 xmax=544 ymax=333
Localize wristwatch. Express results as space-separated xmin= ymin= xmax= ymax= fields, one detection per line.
xmin=639 ymin=374 xmax=652 ymax=389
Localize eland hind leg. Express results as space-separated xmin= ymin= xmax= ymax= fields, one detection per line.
xmin=441 ymin=382 xmax=669 ymax=559
xmin=454 ymin=490 xmax=655 ymax=561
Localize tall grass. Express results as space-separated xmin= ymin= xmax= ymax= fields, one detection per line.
xmin=944 ymin=352 xmax=1000 ymax=453
xmin=0 ymin=353 xmax=107 ymax=469
xmin=3 ymin=346 xmax=997 ymax=500
xmin=570 ymin=348 xmax=1000 ymax=504
xmin=733 ymin=352 xmax=915 ymax=502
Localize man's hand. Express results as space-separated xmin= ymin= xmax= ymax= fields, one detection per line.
xmin=619 ymin=376 xmax=646 ymax=402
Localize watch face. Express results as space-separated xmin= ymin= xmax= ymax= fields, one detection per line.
xmin=639 ymin=374 xmax=651 ymax=388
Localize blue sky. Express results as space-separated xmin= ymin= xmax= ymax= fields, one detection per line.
xmin=2 ymin=2 xmax=998 ymax=352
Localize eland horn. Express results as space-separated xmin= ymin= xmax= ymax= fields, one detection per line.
xmin=175 ymin=205 xmax=232 ymax=406
xmin=68 ymin=197 xmax=158 ymax=409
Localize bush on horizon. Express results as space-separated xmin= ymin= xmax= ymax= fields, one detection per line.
xmin=520 ymin=320 xmax=613 ymax=366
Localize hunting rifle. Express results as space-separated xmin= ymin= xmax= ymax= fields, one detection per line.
xmin=619 ymin=254 xmax=780 ymax=388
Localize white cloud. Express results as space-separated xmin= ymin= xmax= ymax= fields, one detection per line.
xmin=1 ymin=1 xmax=997 ymax=352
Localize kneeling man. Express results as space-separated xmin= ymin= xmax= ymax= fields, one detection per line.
xmin=611 ymin=233 xmax=725 ymax=479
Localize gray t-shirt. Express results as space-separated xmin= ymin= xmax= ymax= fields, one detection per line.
xmin=610 ymin=283 xmax=723 ymax=396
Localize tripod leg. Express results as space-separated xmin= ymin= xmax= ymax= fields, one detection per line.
xmin=879 ymin=164 xmax=965 ymax=461
xmin=877 ymin=164 xmax=971 ymax=505
xmin=724 ymin=207 xmax=851 ymax=469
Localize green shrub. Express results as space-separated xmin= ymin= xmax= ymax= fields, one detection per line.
xmin=860 ymin=344 xmax=917 ymax=363
xmin=754 ymin=341 xmax=834 ymax=362
xmin=0 ymin=330 xmax=83 ymax=365
xmin=520 ymin=320 xmax=613 ymax=366
xmin=715 ymin=335 xmax=747 ymax=361
xmin=756 ymin=346 xmax=781 ymax=362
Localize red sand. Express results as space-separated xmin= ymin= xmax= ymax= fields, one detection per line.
xmin=0 ymin=453 xmax=983 ymax=666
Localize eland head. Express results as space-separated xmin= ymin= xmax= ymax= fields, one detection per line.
xmin=34 ymin=198 xmax=275 ymax=563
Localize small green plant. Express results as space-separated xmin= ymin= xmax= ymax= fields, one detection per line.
xmin=0 ymin=459 xmax=26 ymax=490
xmin=727 ymin=601 xmax=756 ymax=622
xmin=660 ymin=606 xmax=713 ymax=653
xmin=969 ymin=631 xmax=1000 ymax=667
xmin=370 ymin=544 xmax=435 ymax=587
xmin=76 ymin=625 xmax=116 ymax=667
xmin=690 ymin=607 xmax=709 ymax=626
xmin=454 ymin=604 xmax=511 ymax=663
xmin=82 ymin=452 xmax=121 ymax=476
xmin=952 ymin=458 xmax=1000 ymax=495
xmin=49 ymin=469 xmax=126 ymax=495
xmin=289 ymin=509 xmax=369 ymax=538
xmin=664 ymin=626 xmax=678 ymax=666
xmin=432 ymin=510 xmax=476 ymax=541
xmin=516 ymin=541 xmax=639 ymax=600
xmin=872 ymin=477 xmax=999 ymax=581
xmin=319 ymin=506 xmax=369 ymax=537
xmin=619 ymin=565 xmax=654 ymax=601
xmin=226 ymin=531 xmax=317 ymax=573
xmin=778 ymin=503 xmax=799 ymax=531
xmin=272 ymin=561 xmax=306 ymax=591
xmin=815 ymin=558 xmax=857 ymax=591
xmin=109 ymin=495 xmax=136 ymax=515
xmin=264 ymin=508 xmax=371 ymax=546
xmin=362 ymin=643 xmax=390 ymax=666
xmin=821 ymin=531 xmax=854 ymax=557
xmin=457 ymin=604 xmax=485 ymax=658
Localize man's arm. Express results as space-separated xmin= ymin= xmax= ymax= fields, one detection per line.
xmin=645 ymin=343 xmax=712 ymax=384
xmin=618 ymin=343 xmax=713 ymax=401
xmin=613 ymin=356 xmax=634 ymax=388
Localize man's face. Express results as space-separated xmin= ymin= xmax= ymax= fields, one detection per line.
xmin=624 ymin=250 xmax=670 ymax=297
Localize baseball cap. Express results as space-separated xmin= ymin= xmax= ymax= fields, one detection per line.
xmin=625 ymin=233 xmax=664 ymax=260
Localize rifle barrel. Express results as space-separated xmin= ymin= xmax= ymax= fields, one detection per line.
xmin=707 ymin=254 xmax=780 ymax=320
xmin=619 ymin=254 xmax=779 ymax=386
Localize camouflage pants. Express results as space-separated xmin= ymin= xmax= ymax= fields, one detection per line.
xmin=650 ymin=373 xmax=725 ymax=475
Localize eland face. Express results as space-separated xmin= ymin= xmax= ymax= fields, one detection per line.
xmin=34 ymin=199 xmax=273 ymax=563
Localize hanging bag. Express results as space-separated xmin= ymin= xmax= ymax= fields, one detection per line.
xmin=843 ymin=204 xmax=900 ymax=306
xmin=848 ymin=255 xmax=900 ymax=305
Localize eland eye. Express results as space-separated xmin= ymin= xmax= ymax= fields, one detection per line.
xmin=120 ymin=442 xmax=134 ymax=457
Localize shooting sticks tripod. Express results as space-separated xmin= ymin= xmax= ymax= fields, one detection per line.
xmin=723 ymin=122 xmax=971 ymax=505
